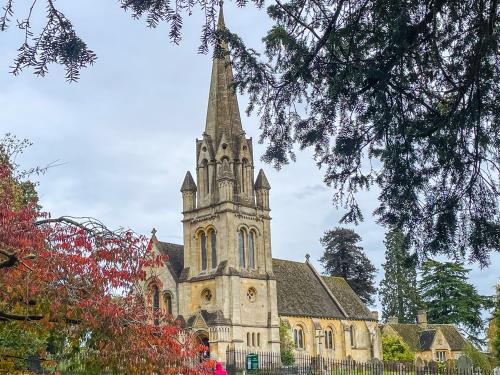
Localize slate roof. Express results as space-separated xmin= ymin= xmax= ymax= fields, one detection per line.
xmin=419 ymin=330 xmax=436 ymax=350
xmin=186 ymin=310 xmax=232 ymax=326
xmin=321 ymin=276 xmax=373 ymax=320
xmin=157 ymin=241 xmax=184 ymax=279
xmin=272 ymin=259 xmax=345 ymax=319
xmin=385 ymin=323 xmax=468 ymax=351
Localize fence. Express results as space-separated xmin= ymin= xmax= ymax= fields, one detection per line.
xmin=225 ymin=349 xmax=493 ymax=375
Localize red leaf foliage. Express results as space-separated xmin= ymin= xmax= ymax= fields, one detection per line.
xmin=0 ymin=154 xmax=210 ymax=374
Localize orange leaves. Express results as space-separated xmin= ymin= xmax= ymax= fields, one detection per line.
xmin=1 ymin=153 xmax=205 ymax=374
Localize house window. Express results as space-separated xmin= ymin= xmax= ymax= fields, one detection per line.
xmin=210 ymin=230 xmax=217 ymax=268
xmin=200 ymin=232 xmax=207 ymax=271
xmin=239 ymin=230 xmax=246 ymax=268
xmin=325 ymin=329 xmax=334 ymax=349
xmin=248 ymin=231 xmax=255 ymax=269
xmin=164 ymin=292 xmax=173 ymax=315
xmin=294 ymin=327 xmax=304 ymax=349
xmin=436 ymin=350 xmax=447 ymax=362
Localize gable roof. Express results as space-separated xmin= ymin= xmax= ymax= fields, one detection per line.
xmin=384 ymin=323 xmax=468 ymax=352
xmin=157 ymin=241 xmax=184 ymax=280
xmin=321 ymin=276 xmax=374 ymax=320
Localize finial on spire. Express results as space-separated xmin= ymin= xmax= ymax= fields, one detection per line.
xmin=217 ymin=0 xmax=225 ymax=29
xmin=151 ymin=228 xmax=157 ymax=236
xmin=305 ymin=253 xmax=311 ymax=262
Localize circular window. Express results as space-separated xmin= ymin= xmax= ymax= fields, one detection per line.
xmin=201 ymin=289 xmax=212 ymax=303
xmin=247 ymin=287 xmax=257 ymax=303
xmin=243 ymin=146 xmax=247 ymax=150
xmin=222 ymin=143 xmax=228 ymax=150
xmin=202 ymin=146 xmax=207 ymax=152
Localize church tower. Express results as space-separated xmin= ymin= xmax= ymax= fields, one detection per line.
xmin=177 ymin=4 xmax=280 ymax=359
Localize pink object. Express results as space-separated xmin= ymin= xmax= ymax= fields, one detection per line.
xmin=215 ymin=361 xmax=228 ymax=375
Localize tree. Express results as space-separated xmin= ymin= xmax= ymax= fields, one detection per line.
xmin=319 ymin=227 xmax=376 ymax=305
xmin=379 ymin=228 xmax=421 ymax=323
xmin=279 ymin=321 xmax=295 ymax=366
xmin=490 ymin=285 xmax=500 ymax=366
xmin=419 ymin=260 xmax=494 ymax=346
xmin=2 ymin=0 xmax=499 ymax=266
xmin=0 ymin=135 xmax=205 ymax=374
xmin=382 ymin=335 xmax=415 ymax=362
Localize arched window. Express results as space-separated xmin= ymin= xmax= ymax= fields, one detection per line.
xmin=202 ymin=159 xmax=209 ymax=194
xmin=294 ymin=326 xmax=304 ymax=349
xmin=241 ymin=159 xmax=248 ymax=193
xmin=239 ymin=230 xmax=246 ymax=268
xmin=151 ymin=284 xmax=160 ymax=326
xmin=164 ymin=292 xmax=173 ymax=315
xmin=325 ymin=329 xmax=334 ymax=349
xmin=350 ymin=325 xmax=356 ymax=348
xmin=210 ymin=230 xmax=217 ymax=269
xmin=252 ymin=333 xmax=255 ymax=347
xmin=247 ymin=332 xmax=251 ymax=346
xmin=200 ymin=232 xmax=207 ymax=271
xmin=152 ymin=285 xmax=160 ymax=311
xmin=257 ymin=333 xmax=261 ymax=347
xmin=248 ymin=231 xmax=255 ymax=269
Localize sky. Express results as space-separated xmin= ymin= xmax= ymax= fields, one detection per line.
xmin=0 ymin=0 xmax=498 ymax=312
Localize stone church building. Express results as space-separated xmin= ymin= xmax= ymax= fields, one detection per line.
xmin=144 ymin=7 xmax=381 ymax=363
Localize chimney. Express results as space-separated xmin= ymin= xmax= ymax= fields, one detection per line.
xmin=371 ymin=311 xmax=379 ymax=321
xmin=387 ymin=316 xmax=399 ymax=324
xmin=417 ymin=310 xmax=428 ymax=326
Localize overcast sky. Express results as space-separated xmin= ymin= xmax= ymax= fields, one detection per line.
xmin=1 ymin=0 xmax=498 ymax=311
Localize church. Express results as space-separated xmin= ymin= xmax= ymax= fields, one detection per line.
xmin=143 ymin=6 xmax=382 ymax=363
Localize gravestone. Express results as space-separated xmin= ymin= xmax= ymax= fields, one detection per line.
xmin=457 ymin=355 xmax=473 ymax=375
xmin=369 ymin=358 xmax=382 ymax=375
xmin=415 ymin=357 xmax=425 ymax=375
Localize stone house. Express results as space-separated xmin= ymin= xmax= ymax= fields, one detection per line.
xmin=381 ymin=312 xmax=468 ymax=362
xmin=142 ymin=5 xmax=382 ymax=363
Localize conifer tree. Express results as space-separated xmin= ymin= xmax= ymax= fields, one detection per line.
xmin=320 ymin=227 xmax=377 ymax=305
xmin=420 ymin=260 xmax=493 ymax=345
xmin=379 ymin=228 xmax=421 ymax=323
xmin=491 ymin=285 xmax=500 ymax=365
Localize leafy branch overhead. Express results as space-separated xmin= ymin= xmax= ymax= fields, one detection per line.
xmin=1 ymin=0 xmax=499 ymax=266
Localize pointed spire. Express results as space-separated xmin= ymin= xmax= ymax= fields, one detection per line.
xmin=181 ymin=171 xmax=197 ymax=192
xmin=255 ymin=169 xmax=271 ymax=190
xmin=217 ymin=0 xmax=225 ymax=29
xmin=204 ymin=1 xmax=243 ymax=148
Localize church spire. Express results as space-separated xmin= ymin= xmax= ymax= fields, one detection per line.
xmin=204 ymin=1 xmax=243 ymax=147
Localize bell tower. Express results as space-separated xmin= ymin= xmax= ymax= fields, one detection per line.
xmin=177 ymin=3 xmax=280 ymax=358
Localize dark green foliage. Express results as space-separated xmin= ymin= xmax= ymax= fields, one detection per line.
xmin=2 ymin=0 xmax=499 ymax=263
xmin=379 ymin=228 xmax=421 ymax=323
xmin=419 ymin=260 xmax=494 ymax=345
xmin=228 ymin=0 xmax=500 ymax=267
xmin=319 ymin=227 xmax=377 ymax=305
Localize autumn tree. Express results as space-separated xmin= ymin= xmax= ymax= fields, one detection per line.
xmin=0 ymin=135 xmax=206 ymax=374
xmin=419 ymin=260 xmax=494 ymax=346
xmin=320 ymin=227 xmax=377 ymax=305
xmin=379 ymin=228 xmax=421 ymax=323
xmin=2 ymin=0 xmax=499 ymax=266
